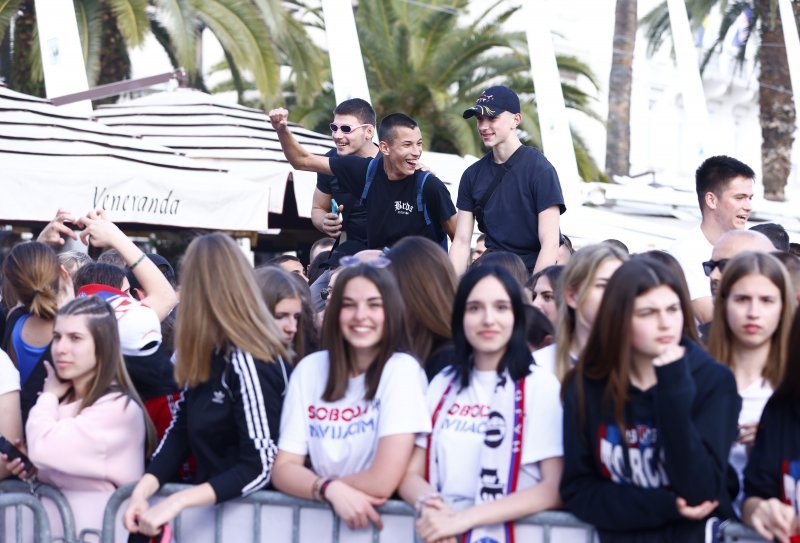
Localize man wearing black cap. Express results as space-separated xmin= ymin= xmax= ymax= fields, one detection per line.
xmin=449 ymin=86 xmax=565 ymax=275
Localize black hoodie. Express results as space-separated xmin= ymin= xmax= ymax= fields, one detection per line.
xmin=560 ymin=339 xmax=741 ymax=541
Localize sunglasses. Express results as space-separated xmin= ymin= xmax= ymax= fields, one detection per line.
xmin=702 ymin=258 xmax=730 ymax=277
xmin=339 ymin=255 xmax=391 ymax=269
xmin=329 ymin=123 xmax=370 ymax=134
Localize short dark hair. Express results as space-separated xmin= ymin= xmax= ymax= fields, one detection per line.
xmin=451 ymin=266 xmax=532 ymax=390
xmin=74 ymin=262 xmax=127 ymax=292
xmin=378 ymin=113 xmax=418 ymax=143
xmin=476 ymin=233 xmax=486 ymax=244
xmin=750 ymin=223 xmax=790 ymax=252
xmin=695 ymin=155 xmax=755 ymax=211
xmin=334 ymin=98 xmax=376 ymax=126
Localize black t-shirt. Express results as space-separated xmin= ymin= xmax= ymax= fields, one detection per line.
xmin=329 ymin=155 xmax=456 ymax=249
xmin=316 ymin=148 xmax=369 ymax=245
xmin=457 ymin=146 xmax=565 ymax=269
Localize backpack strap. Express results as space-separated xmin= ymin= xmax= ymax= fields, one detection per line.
xmin=415 ymin=171 xmax=448 ymax=251
xmin=415 ymin=171 xmax=432 ymax=226
xmin=359 ymin=156 xmax=382 ymax=207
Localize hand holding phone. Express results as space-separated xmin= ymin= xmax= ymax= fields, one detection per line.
xmin=331 ymin=198 xmax=339 ymax=215
xmin=0 ymin=435 xmax=35 ymax=476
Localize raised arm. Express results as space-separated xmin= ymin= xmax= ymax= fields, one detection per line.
xmin=76 ymin=210 xmax=177 ymax=321
xmin=449 ymin=210 xmax=475 ymax=276
xmin=268 ymin=108 xmax=333 ymax=175
xmin=533 ymin=205 xmax=560 ymax=273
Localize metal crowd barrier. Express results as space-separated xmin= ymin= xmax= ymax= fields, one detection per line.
xmin=0 ymin=479 xmax=77 ymax=543
xmin=0 ymin=479 xmax=775 ymax=543
xmin=0 ymin=492 xmax=52 ymax=543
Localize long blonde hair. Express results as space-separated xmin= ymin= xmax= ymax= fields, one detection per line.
xmin=175 ymin=234 xmax=287 ymax=387
xmin=555 ymin=243 xmax=628 ymax=381
xmin=3 ymin=242 xmax=60 ymax=319
xmin=708 ymin=252 xmax=796 ymax=388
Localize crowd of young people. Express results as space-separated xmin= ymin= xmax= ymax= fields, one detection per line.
xmin=1 ymin=85 xmax=800 ymax=543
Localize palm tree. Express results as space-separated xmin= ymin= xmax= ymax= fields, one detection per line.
xmin=642 ymin=0 xmax=795 ymax=201
xmin=0 ymin=0 xmax=325 ymax=106
xmin=292 ymin=0 xmax=603 ymax=181
xmin=606 ymin=0 xmax=638 ymax=178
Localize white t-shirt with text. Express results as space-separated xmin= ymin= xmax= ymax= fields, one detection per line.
xmin=279 ymin=351 xmax=431 ymax=477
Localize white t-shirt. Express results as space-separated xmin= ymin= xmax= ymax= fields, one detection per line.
xmin=532 ymin=344 xmax=556 ymax=375
xmin=730 ymin=378 xmax=774 ymax=514
xmin=0 ymin=349 xmax=20 ymax=396
xmin=421 ymin=364 xmax=563 ymax=502
xmin=279 ymin=351 xmax=431 ymax=478
xmin=668 ymin=224 xmax=713 ymax=300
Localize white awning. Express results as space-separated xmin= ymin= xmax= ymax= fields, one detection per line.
xmin=0 ymin=86 xmax=271 ymax=231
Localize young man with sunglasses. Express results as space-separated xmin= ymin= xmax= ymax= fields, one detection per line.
xmin=312 ymin=99 xmax=378 ymax=247
xmin=269 ymin=108 xmax=457 ymax=249
xmin=448 ymin=86 xmax=565 ymax=276
xmin=669 ymin=156 xmax=756 ymax=323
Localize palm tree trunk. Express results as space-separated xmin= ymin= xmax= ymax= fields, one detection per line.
xmin=757 ymin=0 xmax=795 ymax=201
xmin=94 ymin=6 xmax=131 ymax=106
xmin=605 ymin=0 xmax=637 ymax=177
xmin=12 ymin=0 xmax=44 ymax=97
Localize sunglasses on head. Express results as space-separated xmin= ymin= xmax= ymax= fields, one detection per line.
xmin=702 ymin=258 xmax=730 ymax=277
xmin=329 ymin=123 xmax=370 ymax=134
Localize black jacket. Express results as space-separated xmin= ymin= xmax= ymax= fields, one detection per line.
xmin=147 ymin=348 xmax=290 ymax=502
xmin=560 ymin=339 xmax=741 ymax=541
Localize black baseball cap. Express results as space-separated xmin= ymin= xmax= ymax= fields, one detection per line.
xmin=463 ymin=86 xmax=521 ymax=119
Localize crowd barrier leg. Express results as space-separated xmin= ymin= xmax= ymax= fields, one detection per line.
xmin=0 ymin=493 xmax=52 ymax=543
xmin=0 ymin=480 xmax=78 ymax=543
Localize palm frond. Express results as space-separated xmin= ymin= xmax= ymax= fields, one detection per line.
xmin=152 ymin=0 xmax=198 ymax=75
xmin=192 ymin=0 xmax=280 ymax=104
xmin=74 ymin=0 xmax=103 ymax=85
xmin=0 ymin=0 xmax=22 ymax=43
xmin=105 ymin=0 xmax=148 ymax=46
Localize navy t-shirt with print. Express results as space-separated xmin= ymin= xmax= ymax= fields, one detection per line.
xmin=316 ymin=148 xmax=369 ymax=245
xmin=457 ymin=146 xmax=565 ymax=269
xmin=329 ymin=155 xmax=456 ymax=249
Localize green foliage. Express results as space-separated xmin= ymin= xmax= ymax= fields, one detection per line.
xmin=352 ymin=0 xmax=602 ymax=180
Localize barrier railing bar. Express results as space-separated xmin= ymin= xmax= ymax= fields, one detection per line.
xmin=0 ymin=493 xmax=52 ymax=543
xmin=214 ymin=501 xmax=223 ymax=543
xmin=254 ymin=502 xmax=262 ymax=543
xmin=87 ymin=481 xmax=770 ymax=543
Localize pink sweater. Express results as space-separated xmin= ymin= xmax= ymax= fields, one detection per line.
xmin=26 ymin=391 xmax=146 ymax=535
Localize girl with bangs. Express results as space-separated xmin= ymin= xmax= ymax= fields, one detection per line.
xmin=707 ymin=252 xmax=796 ymax=514
xmin=399 ymin=266 xmax=564 ymax=543
xmin=3 ymin=295 xmax=154 ymax=538
xmin=124 ymin=233 xmax=290 ymax=537
xmin=272 ymin=263 xmax=430 ymax=541
xmin=561 ymin=257 xmax=740 ymax=541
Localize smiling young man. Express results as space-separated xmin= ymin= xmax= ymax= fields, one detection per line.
xmin=269 ymin=108 xmax=456 ymax=249
xmin=669 ymin=156 xmax=755 ymax=323
xmin=312 ymin=99 xmax=378 ymax=247
xmin=449 ymin=86 xmax=565 ymax=276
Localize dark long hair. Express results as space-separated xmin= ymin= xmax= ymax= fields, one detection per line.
xmin=771 ymin=310 xmax=800 ymax=406
xmin=321 ymin=264 xmax=410 ymax=402
xmin=386 ymin=236 xmax=457 ymax=363
xmin=564 ymin=257 xmax=695 ymax=429
xmin=451 ymin=266 xmax=532 ymax=390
